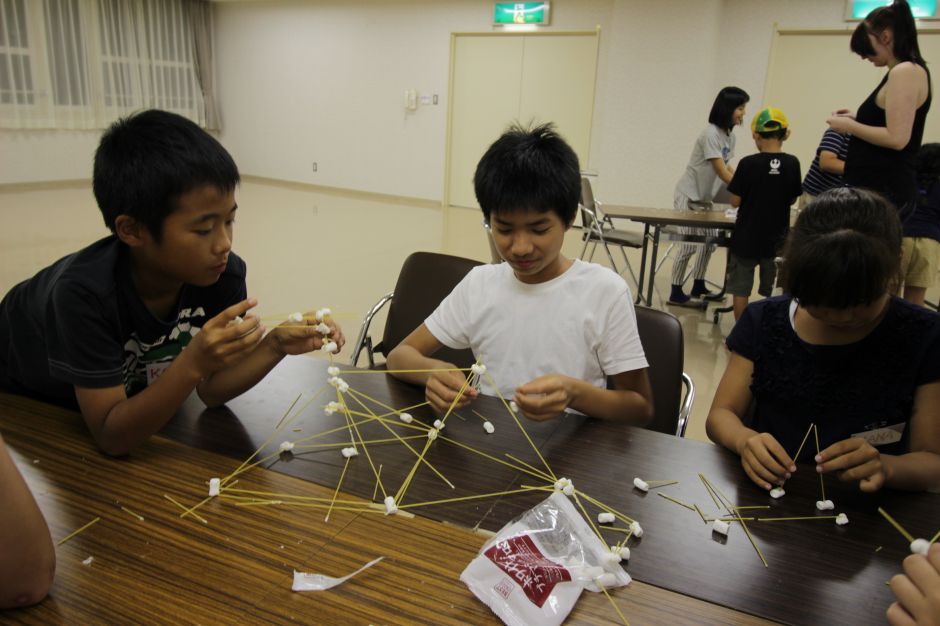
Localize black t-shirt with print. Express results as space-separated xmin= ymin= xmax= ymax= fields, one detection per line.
xmin=0 ymin=236 xmax=247 ymax=405
xmin=727 ymin=152 xmax=802 ymax=259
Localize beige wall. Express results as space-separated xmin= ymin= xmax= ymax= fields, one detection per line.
xmin=0 ymin=0 xmax=862 ymax=206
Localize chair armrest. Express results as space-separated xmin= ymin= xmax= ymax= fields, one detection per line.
xmin=676 ymin=372 xmax=695 ymax=437
xmin=351 ymin=292 xmax=394 ymax=368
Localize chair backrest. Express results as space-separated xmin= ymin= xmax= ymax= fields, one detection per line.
xmin=633 ymin=305 xmax=685 ymax=435
xmin=380 ymin=251 xmax=483 ymax=369
xmin=579 ymin=176 xmax=597 ymax=230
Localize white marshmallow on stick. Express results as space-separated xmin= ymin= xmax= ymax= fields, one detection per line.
xmin=633 ymin=477 xmax=649 ymax=492
xmin=769 ymin=487 xmax=786 ymax=499
xmin=629 ymin=521 xmax=643 ymax=538
xmin=288 ymin=312 xmax=303 ymax=323
xmin=327 ymin=366 xmax=340 ymax=376
xmin=815 ymin=500 xmax=835 ymax=511
xmin=279 ymin=441 xmax=295 ymax=453
xmin=208 ymin=478 xmax=221 ymax=497
xmin=399 ymin=413 xmax=413 ymax=424
xmin=835 ymin=513 xmax=849 ymax=526
xmin=911 ymin=539 xmax=930 ymax=555
xmin=597 ymin=512 xmax=616 ymax=524
xmin=483 ymin=421 xmax=495 ymax=434
xmin=712 ymin=519 xmax=730 ymax=536
xmin=341 ymin=447 xmax=358 ymax=458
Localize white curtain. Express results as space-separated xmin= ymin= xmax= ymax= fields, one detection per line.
xmin=0 ymin=0 xmax=214 ymax=129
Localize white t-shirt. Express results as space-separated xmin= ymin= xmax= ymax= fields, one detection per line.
xmin=425 ymin=259 xmax=648 ymax=398
xmin=674 ymin=123 xmax=736 ymax=202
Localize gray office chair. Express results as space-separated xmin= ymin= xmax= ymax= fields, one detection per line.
xmin=633 ymin=305 xmax=694 ymax=436
xmin=351 ymin=251 xmax=482 ymax=369
xmin=579 ymin=177 xmax=642 ymax=290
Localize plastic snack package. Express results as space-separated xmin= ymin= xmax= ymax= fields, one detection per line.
xmin=460 ymin=491 xmax=630 ymax=626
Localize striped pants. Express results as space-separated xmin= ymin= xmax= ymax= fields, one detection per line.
xmin=671 ymin=191 xmax=717 ymax=286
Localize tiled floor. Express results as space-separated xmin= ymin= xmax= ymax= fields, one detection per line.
xmin=2 ymin=178 xmax=937 ymax=445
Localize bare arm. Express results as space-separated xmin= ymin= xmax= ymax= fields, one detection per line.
xmin=817 ymin=380 xmax=940 ymax=492
xmin=818 ymin=150 xmax=845 ymax=175
xmin=709 ymin=157 xmax=734 ymax=185
xmin=0 ymin=436 xmax=55 ymax=608
xmin=706 ymin=352 xmax=796 ymax=490
xmin=386 ymin=324 xmax=478 ymax=412
xmin=828 ymin=63 xmax=926 ymax=150
xmin=729 ymin=193 xmax=742 ymax=208
xmin=75 ymin=300 xmax=264 ymax=455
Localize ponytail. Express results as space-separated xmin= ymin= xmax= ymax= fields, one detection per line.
xmin=853 ymin=0 xmax=927 ymax=65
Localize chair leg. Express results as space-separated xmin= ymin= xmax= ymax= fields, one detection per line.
xmin=617 ymin=246 xmax=640 ymax=293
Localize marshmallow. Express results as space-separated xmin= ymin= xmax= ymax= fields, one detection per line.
xmin=815 ymin=500 xmax=835 ymax=511
xmin=470 ymin=363 xmax=487 ymax=376
xmin=233 ymin=315 xmax=244 ymax=324
xmin=322 ymin=341 xmax=338 ymax=354
xmin=384 ymin=496 xmax=398 ymax=515
xmin=315 ymin=308 xmax=331 ymax=321
xmin=288 ymin=312 xmax=303 ymax=323
xmin=327 ymin=365 xmax=340 ymax=376
xmin=835 ymin=513 xmax=849 ymax=526
xmin=604 ymin=547 xmax=622 ymax=564
xmin=279 ymin=441 xmax=294 ymax=453
xmin=324 ymin=401 xmax=341 ymax=415
xmin=597 ymin=512 xmax=616 ymax=524
xmin=399 ymin=412 xmax=413 ymax=424
xmin=769 ymin=487 xmax=786 ymax=499
xmin=618 ymin=547 xmax=631 ymax=560
xmin=563 ymin=484 xmax=575 ymax=496
xmin=553 ymin=477 xmax=575 ymax=496
xmin=629 ymin=521 xmax=643 ymax=538
xmin=328 ymin=376 xmax=340 ymax=386
xmin=341 ymin=446 xmax=358 ymax=458
xmin=483 ymin=421 xmax=495 ymax=434
xmin=712 ymin=519 xmax=730 ymax=536
xmin=316 ymin=323 xmax=331 ymax=334
xmin=209 ymin=477 xmax=221 ymax=497
xmin=509 ymin=400 xmax=519 ymax=413
xmin=433 ymin=419 xmax=444 ymax=430
xmin=595 ymin=573 xmax=617 ymax=589
xmin=337 ymin=380 xmax=349 ymax=393
xmin=582 ymin=566 xmax=605 ymax=580
xmin=427 ymin=428 xmax=438 ymax=441
xmin=82 ymin=556 xmax=94 ymax=566
xmin=911 ymin=539 xmax=930 ymax=555
xmin=633 ymin=477 xmax=649 ymax=492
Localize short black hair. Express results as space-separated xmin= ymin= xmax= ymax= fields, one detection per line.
xmin=779 ymin=187 xmax=901 ymax=309
xmin=473 ymin=122 xmax=580 ymax=226
xmin=916 ymin=142 xmax=940 ymax=190
xmin=851 ymin=0 xmax=926 ymax=65
xmin=708 ymin=86 xmax=750 ymax=132
xmin=93 ymin=109 xmax=240 ymax=241
xmin=757 ymin=128 xmax=788 ymax=141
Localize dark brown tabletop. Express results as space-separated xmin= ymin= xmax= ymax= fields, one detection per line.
xmin=165 ymin=356 xmax=938 ymax=626
xmin=602 ymin=205 xmax=737 ymax=229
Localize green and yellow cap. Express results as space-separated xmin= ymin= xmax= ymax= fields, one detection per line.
xmin=751 ymin=107 xmax=789 ymax=133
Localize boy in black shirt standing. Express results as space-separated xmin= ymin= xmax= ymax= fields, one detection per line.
xmin=726 ymin=107 xmax=802 ymax=320
xmin=0 ymin=110 xmax=344 ymax=455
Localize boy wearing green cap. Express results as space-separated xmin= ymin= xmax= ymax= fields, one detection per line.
xmin=725 ymin=107 xmax=802 ymax=320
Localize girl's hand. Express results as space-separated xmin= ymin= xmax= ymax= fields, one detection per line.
xmin=426 ymin=367 xmax=477 ymax=414
xmin=736 ymin=432 xmax=796 ymax=491
xmin=816 ymin=437 xmax=886 ymax=492
xmin=827 ymin=114 xmax=854 ymax=134
xmin=887 ymin=544 xmax=940 ymax=626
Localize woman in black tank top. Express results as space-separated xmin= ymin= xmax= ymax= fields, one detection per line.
xmin=827 ymin=0 xmax=931 ymax=217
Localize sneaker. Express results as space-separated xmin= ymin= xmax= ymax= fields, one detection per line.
xmin=690 ymin=279 xmax=725 ymax=301
xmin=667 ymin=285 xmax=691 ymax=306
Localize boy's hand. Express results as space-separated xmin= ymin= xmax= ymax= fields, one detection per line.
xmin=267 ymin=314 xmax=346 ymax=356
xmin=816 ymin=437 xmax=886 ymax=492
xmin=426 ymin=367 xmax=477 ymax=414
xmin=184 ymin=299 xmax=265 ymax=379
xmin=735 ymin=431 xmax=796 ymax=491
xmin=513 ymin=375 xmax=576 ymax=422
xmin=887 ymin=544 xmax=940 ymax=626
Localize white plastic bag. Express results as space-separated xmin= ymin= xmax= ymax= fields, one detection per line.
xmin=460 ymin=491 xmax=630 ymax=626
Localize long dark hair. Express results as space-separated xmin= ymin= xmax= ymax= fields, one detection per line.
xmin=779 ymin=188 xmax=901 ymax=309
xmin=850 ymin=0 xmax=926 ymax=66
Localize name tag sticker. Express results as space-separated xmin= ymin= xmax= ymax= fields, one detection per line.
xmin=145 ymin=361 xmax=171 ymax=385
xmin=852 ymin=423 xmax=905 ymax=447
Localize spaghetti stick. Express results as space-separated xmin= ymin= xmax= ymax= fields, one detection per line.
xmin=325 ymin=457 xmax=351 ymax=522
xmin=484 ymin=370 xmax=557 ymax=482
xmin=792 ymin=422 xmax=815 ymax=465
xmin=813 ymin=424 xmax=826 ymax=501
xmin=372 ymin=464 xmax=383 ymax=501
xmin=120 ymin=505 xmax=145 ymax=521
xmin=657 ymin=492 xmax=695 ymax=511
xmin=441 ymin=435 xmax=561 ymax=485
xmin=599 ymin=584 xmax=630 ymax=626
xmin=694 ymin=503 xmax=708 ymax=524
xmin=701 ymin=474 xmax=767 ymax=567
xmin=505 ymin=453 xmax=555 ymax=482
xmin=398 ymin=486 xmax=542 ymax=510
xmin=572 ymin=491 xmax=606 ymax=545
xmin=645 ymin=480 xmax=679 ymax=489
xmin=735 ymin=505 xmax=771 ymax=510
xmin=223 ymin=393 xmax=310 ymax=485
xmin=929 ymin=529 xmax=939 ymax=545
xmin=471 ymin=409 xmax=492 ymax=423
xmin=757 ymin=516 xmax=839 ymax=521
xmin=878 ymin=507 xmax=915 ymax=543
xmin=698 ymin=474 xmax=722 ymax=510
xmin=163 ymin=495 xmax=208 ymax=524
xmin=274 ymin=393 xmax=303 ymax=431
xmin=577 ymin=491 xmax=635 ymax=525
xmin=57 ymin=517 xmax=101 ymax=546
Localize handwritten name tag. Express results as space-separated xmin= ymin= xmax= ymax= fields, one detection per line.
xmin=852 ymin=423 xmax=905 ymax=447
xmin=146 ymin=361 xmax=171 ymax=385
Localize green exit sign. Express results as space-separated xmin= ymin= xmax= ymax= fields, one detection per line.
xmin=494 ymin=2 xmax=551 ymax=25
xmin=848 ymin=0 xmax=937 ymax=19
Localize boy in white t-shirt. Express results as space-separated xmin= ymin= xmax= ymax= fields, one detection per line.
xmin=386 ymin=124 xmax=653 ymax=423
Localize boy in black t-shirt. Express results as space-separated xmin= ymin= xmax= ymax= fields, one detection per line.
xmin=0 ymin=110 xmax=344 ymax=455
xmin=726 ymin=107 xmax=802 ymax=320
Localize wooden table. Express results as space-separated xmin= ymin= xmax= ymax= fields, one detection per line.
xmin=4 ymin=355 xmax=937 ymax=624
xmin=602 ymin=205 xmax=736 ymax=308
